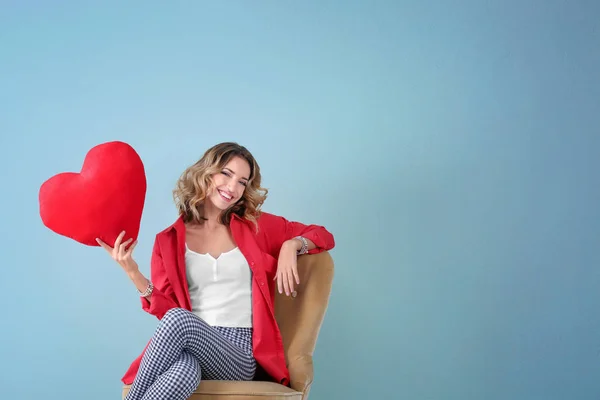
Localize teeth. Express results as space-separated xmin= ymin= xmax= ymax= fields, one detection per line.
xmin=219 ymin=190 xmax=232 ymax=199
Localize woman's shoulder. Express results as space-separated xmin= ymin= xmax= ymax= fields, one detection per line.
xmin=255 ymin=210 xmax=277 ymax=222
xmin=254 ymin=211 xmax=288 ymax=229
xmin=154 ymin=216 xmax=185 ymax=239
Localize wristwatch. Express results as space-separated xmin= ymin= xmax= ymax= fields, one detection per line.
xmin=139 ymin=281 xmax=154 ymax=297
xmin=295 ymin=236 xmax=308 ymax=255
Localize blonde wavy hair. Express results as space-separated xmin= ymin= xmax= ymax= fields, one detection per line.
xmin=173 ymin=142 xmax=268 ymax=227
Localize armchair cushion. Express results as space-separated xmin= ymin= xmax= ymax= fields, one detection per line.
xmin=123 ymin=381 xmax=302 ymax=400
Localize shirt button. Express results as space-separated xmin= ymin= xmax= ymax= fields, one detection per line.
xmin=260 ymin=281 xmax=264 ymax=286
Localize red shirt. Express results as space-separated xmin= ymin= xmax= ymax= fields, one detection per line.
xmin=121 ymin=211 xmax=335 ymax=387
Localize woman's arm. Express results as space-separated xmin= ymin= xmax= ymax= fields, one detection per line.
xmin=258 ymin=212 xmax=334 ymax=296
xmin=259 ymin=212 xmax=335 ymax=259
xmin=97 ymin=231 xmax=179 ymax=319
xmin=127 ymin=268 xmax=151 ymax=297
xmin=139 ymin=237 xmax=179 ymax=319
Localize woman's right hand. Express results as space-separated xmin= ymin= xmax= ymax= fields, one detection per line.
xmin=96 ymin=230 xmax=139 ymax=275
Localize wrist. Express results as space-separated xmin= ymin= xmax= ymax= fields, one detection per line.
xmin=284 ymin=238 xmax=302 ymax=251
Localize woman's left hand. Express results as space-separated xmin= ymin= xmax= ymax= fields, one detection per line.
xmin=274 ymin=240 xmax=300 ymax=296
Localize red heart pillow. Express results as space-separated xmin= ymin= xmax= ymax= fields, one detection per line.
xmin=39 ymin=141 xmax=147 ymax=247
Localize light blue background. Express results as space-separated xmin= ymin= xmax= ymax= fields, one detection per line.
xmin=1 ymin=1 xmax=599 ymax=399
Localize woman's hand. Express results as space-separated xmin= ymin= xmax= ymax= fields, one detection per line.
xmin=96 ymin=230 xmax=139 ymax=275
xmin=274 ymin=239 xmax=301 ymax=296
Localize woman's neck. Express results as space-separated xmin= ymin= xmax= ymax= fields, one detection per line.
xmin=199 ymin=203 xmax=223 ymax=230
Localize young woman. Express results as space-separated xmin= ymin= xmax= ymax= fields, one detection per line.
xmin=97 ymin=142 xmax=335 ymax=400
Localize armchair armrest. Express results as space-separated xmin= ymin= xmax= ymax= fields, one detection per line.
xmin=288 ymin=355 xmax=314 ymax=393
xmin=274 ymin=251 xmax=334 ymax=397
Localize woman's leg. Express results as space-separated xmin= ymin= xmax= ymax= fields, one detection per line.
xmin=140 ymin=351 xmax=200 ymax=400
xmin=125 ymin=308 xmax=256 ymax=400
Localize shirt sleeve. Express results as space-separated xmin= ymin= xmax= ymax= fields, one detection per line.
xmin=140 ymin=236 xmax=179 ymax=319
xmin=259 ymin=212 xmax=335 ymax=259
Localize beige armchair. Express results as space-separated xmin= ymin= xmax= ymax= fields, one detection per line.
xmin=122 ymin=251 xmax=335 ymax=400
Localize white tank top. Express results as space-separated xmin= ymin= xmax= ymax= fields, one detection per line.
xmin=184 ymin=244 xmax=253 ymax=328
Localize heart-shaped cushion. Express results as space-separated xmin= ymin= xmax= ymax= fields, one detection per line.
xmin=39 ymin=141 xmax=147 ymax=247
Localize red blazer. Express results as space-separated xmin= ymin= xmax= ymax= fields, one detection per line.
xmin=121 ymin=211 xmax=335 ymax=387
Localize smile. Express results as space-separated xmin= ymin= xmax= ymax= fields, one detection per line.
xmin=218 ymin=190 xmax=233 ymax=202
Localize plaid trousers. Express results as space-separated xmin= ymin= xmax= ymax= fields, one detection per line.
xmin=124 ymin=307 xmax=256 ymax=400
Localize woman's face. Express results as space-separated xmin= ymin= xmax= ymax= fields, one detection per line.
xmin=207 ymin=156 xmax=251 ymax=210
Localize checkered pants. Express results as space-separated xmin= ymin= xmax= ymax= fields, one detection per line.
xmin=124 ymin=308 xmax=256 ymax=400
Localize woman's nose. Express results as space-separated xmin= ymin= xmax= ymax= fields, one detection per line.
xmin=226 ymin=178 xmax=236 ymax=190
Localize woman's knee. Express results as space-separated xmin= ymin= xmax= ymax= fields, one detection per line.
xmin=158 ymin=308 xmax=193 ymax=332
